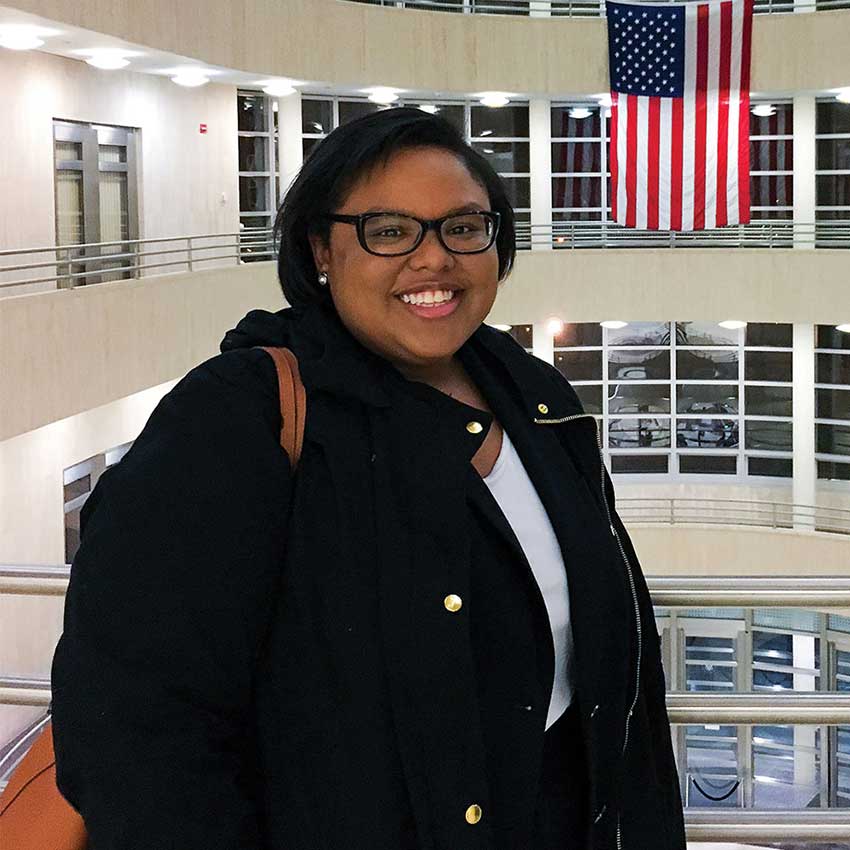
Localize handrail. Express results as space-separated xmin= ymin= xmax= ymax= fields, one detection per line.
xmin=346 ymin=0 xmax=850 ymax=17
xmin=0 ymin=565 xmax=71 ymax=595
xmin=617 ymin=497 xmax=850 ymax=535
xmin=685 ymin=810 xmax=850 ymax=843
xmin=647 ymin=576 xmax=850 ymax=607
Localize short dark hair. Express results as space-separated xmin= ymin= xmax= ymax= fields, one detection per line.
xmin=274 ymin=106 xmax=516 ymax=309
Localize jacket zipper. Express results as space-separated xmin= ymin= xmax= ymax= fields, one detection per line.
xmin=534 ymin=412 xmax=642 ymax=850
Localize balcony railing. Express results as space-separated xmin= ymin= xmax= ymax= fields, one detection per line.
xmin=346 ymin=0 xmax=850 ymax=17
xmin=4 ymin=576 xmax=850 ymax=838
xmin=2 ymin=219 xmax=847 ymax=296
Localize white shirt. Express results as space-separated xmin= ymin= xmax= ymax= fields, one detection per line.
xmin=482 ymin=429 xmax=575 ymax=731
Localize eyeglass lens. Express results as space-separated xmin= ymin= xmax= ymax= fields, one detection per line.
xmin=362 ymin=213 xmax=494 ymax=255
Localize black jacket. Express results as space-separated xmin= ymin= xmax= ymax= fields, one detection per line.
xmin=51 ymin=302 xmax=686 ymax=850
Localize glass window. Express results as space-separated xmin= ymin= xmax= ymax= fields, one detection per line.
xmin=551 ymin=107 xmax=603 ymax=138
xmin=609 ymin=418 xmax=671 ymax=449
xmin=750 ymin=139 xmax=793 ymax=172
xmin=500 ymin=177 xmax=530 ymax=208
xmin=816 ymin=174 xmax=850 ymax=207
xmin=677 ymin=420 xmax=739 ymax=450
xmin=553 ymin=322 xmax=602 ymax=347
xmin=552 ymin=176 xmax=602 ymax=209
xmin=679 ymin=455 xmax=737 ymax=475
xmin=303 ymin=137 xmax=321 ymax=161
xmin=817 ymin=325 xmax=850 ymax=351
xmin=748 ymin=457 xmax=793 ymax=478
xmin=609 ymin=349 xmax=671 ymax=381
xmin=816 ymin=137 xmax=850 ymax=171
xmin=818 ymin=461 xmax=850 ymax=481
xmin=507 ymin=324 xmax=533 ymax=349
xmin=751 ymin=102 xmax=793 ymax=136
xmin=817 ymin=423 xmax=850 ymax=456
xmin=471 ymin=105 xmax=529 ymax=138
xmin=611 ymin=455 xmax=668 ymax=474
xmin=302 ymin=98 xmax=333 ymax=135
xmin=238 ymin=94 xmax=268 ymax=132
xmin=608 ymin=384 xmax=671 ymax=415
xmin=676 ymin=322 xmax=739 ymax=346
xmin=338 ymin=100 xmax=386 ymax=126
xmin=573 ymin=384 xmax=603 ymax=414
xmin=745 ymin=351 xmax=792 ymax=383
xmin=609 ymin=322 xmax=670 ymax=346
xmin=470 ymin=141 xmax=529 ymax=173
xmin=746 ymin=420 xmax=793 ymax=452
xmin=677 ymin=385 xmax=739 ymax=415
xmin=418 ymin=104 xmax=464 ymax=134
xmin=746 ymin=323 xmax=793 ymax=347
xmin=238 ymin=136 xmax=268 ymax=172
xmin=555 ymin=350 xmax=602 ymax=382
xmin=551 ymin=142 xmax=602 ymax=174
xmin=816 ymin=388 xmax=850 ymax=420
xmin=55 ymin=141 xmax=82 ymax=162
xmin=817 ymin=353 xmax=850 ymax=385
xmin=677 ymin=350 xmax=739 ymax=381
xmin=751 ymin=173 xmax=793 ymax=208
xmin=816 ymin=100 xmax=850 ymax=135
xmin=746 ymin=385 xmax=793 ymax=418
xmin=239 ymin=176 xmax=270 ymax=212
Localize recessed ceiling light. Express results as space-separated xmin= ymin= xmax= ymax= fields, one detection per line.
xmin=419 ymin=104 xmax=439 ymax=114
xmin=836 ymin=323 xmax=850 ymax=333
xmin=836 ymin=89 xmax=850 ymax=105
xmin=82 ymin=49 xmax=133 ymax=70
xmin=171 ymin=69 xmax=211 ymax=87
xmin=546 ymin=317 xmax=564 ymax=335
xmin=752 ymin=104 xmax=775 ymax=118
xmin=600 ymin=320 xmax=628 ymax=329
xmin=718 ymin=320 xmax=748 ymax=329
xmin=0 ymin=25 xmax=48 ymax=50
xmin=367 ymin=87 xmax=399 ymax=105
xmin=263 ymin=80 xmax=297 ymax=97
xmin=479 ymin=92 xmax=510 ymax=108
xmin=569 ymin=107 xmax=593 ymax=120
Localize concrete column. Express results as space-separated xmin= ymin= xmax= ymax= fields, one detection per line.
xmin=529 ymin=97 xmax=553 ymax=251
xmin=792 ymin=635 xmax=817 ymax=794
xmin=532 ymin=320 xmax=555 ymax=364
xmin=276 ymin=91 xmax=303 ymax=204
xmin=792 ymin=95 xmax=816 ymax=249
xmin=793 ymin=322 xmax=816 ymax=527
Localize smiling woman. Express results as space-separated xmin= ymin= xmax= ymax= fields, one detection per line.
xmin=51 ymin=107 xmax=686 ymax=850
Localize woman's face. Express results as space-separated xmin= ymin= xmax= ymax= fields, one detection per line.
xmin=309 ymin=146 xmax=500 ymax=375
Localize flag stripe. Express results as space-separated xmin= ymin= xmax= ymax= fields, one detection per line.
xmin=726 ymin=0 xmax=743 ymax=224
xmin=618 ymin=93 xmax=629 ymax=224
xmin=704 ymin=1 xmax=722 ymax=228
xmin=671 ymin=96 xmax=684 ymax=231
xmin=715 ymin=0 xmax=732 ymax=226
xmin=611 ymin=93 xmax=619 ymax=222
xmin=626 ymin=94 xmax=638 ymax=227
xmin=636 ymin=97 xmax=649 ymax=229
xmin=693 ymin=4 xmax=709 ymax=230
xmin=647 ymin=97 xmax=661 ymax=230
xmin=738 ymin=0 xmax=753 ymax=221
xmin=658 ymin=98 xmax=672 ymax=230
xmin=681 ymin=5 xmax=698 ymax=230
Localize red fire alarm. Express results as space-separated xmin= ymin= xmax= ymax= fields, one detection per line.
xmin=199 ymin=123 xmax=208 ymax=134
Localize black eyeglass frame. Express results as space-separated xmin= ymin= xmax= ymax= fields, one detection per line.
xmin=320 ymin=210 xmax=501 ymax=257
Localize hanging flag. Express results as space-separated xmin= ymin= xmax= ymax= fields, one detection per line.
xmin=606 ymin=0 xmax=754 ymax=231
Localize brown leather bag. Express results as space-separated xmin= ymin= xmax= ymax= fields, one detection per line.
xmin=0 ymin=346 xmax=306 ymax=849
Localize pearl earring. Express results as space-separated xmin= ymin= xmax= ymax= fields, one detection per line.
xmin=318 ymin=272 xmax=329 ymax=287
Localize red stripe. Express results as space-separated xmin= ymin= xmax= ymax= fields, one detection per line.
xmin=647 ymin=98 xmax=661 ymax=230
xmin=626 ymin=94 xmax=638 ymax=228
xmin=671 ymin=97 xmax=684 ymax=231
xmin=738 ymin=0 xmax=754 ymax=222
xmin=715 ymin=0 xmax=733 ymax=227
xmin=610 ymin=93 xmax=619 ymax=222
xmin=693 ymin=4 xmax=710 ymax=230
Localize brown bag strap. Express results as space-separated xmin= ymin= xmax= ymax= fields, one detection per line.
xmin=257 ymin=346 xmax=307 ymax=470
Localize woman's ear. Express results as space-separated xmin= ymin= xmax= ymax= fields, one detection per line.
xmin=308 ymin=233 xmax=330 ymax=274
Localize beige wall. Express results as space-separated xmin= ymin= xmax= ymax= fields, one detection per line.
xmin=0 ymin=263 xmax=283 ymax=441
xmin=3 ymin=1 xmax=849 ymax=96
xmin=0 ymin=47 xmax=240 ymax=293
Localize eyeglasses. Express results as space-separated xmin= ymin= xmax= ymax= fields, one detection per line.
xmin=321 ymin=210 xmax=501 ymax=257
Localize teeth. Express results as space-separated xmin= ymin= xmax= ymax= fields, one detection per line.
xmin=400 ymin=289 xmax=457 ymax=306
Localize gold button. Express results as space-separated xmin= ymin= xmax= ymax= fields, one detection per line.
xmin=466 ymin=421 xmax=483 ymax=434
xmin=444 ymin=594 xmax=463 ymax=613
xmin=537 ymin=403 xmax=549 ymax=414
xmin=465 ymin=804 xmax=483 ymax=824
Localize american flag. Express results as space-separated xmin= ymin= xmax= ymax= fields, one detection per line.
xmin=607 ymin=0 xmax=754 ymax=230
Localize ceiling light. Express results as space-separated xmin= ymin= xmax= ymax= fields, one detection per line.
xmin=836 ymin=89 xmax=850 ymax=105
xmin=569 ymin=107 xmax=593 ymax=120
xmin=546 ymin=317 xmax=564 ymax=336
xmin=600 ymin=320 xmax=628 ymax=329
xmin=492 ymin=324 xmax=512 ymax=332
xmin=0 ymin=25 xmax=46 ymax=50
xmin=171 ymin=69 xmax=210 ymax=87
xmin=419 ymin=104 xmax=439 ymax=114
xmin=479 ymin=92 xmax=510 ymax=108
xmin=752 ymin=103 xmax=775 ymax=118
xmin=836 ymin=324 xmax=850 ymax=333
xmin=263 ymin=81 xmax=297 ymax=97
xmin=718 ymin=320 xmax=748 ymax=329
xmin=367 ymin=87 xmax=399 ymax=105
xmin=83 ymin=49 xmax=132 ymax=70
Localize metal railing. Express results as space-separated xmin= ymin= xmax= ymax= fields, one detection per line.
xmin=617 ymin=497 xmax=850 ymax=535
xmin=0 ymin=228 xmax=275 ymax=295
xmin=347 ymin=0 xmax=850 ymax=17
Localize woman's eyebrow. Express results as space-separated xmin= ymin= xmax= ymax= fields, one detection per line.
xmin=362 ymin=203 xmax=486 ymax=216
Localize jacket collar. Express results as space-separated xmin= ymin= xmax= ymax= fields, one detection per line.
xmin=291 ymin=302 xmax=585 ymax=420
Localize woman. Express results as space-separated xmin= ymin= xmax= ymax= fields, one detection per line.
xmin=51 ymin=107 xmax=686 ymax=850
